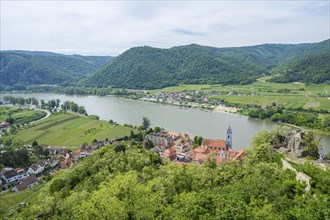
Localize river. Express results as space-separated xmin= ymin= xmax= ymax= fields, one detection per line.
xmin=2 ymin=93 xmax=329 ymax=152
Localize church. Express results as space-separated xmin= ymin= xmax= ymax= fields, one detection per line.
xmin=193 ymin=127 xmax=244 ymax=163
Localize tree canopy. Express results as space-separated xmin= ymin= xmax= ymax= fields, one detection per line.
xmin=13 ymin=128 xmax=330 ymax=219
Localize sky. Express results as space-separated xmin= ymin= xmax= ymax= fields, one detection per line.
xmin=1 ymin=1 xmax=329 ymax=56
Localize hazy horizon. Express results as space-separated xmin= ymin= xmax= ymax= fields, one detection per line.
xmin=1 ymin=38 xmax=329 ymax=57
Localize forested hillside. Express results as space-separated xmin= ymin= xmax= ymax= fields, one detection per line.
xmin=1 ymin=40 xmax=328 ymax=90
xmin=0 ymin=51 xmax=111 ymax=87
xmin=13 ymin=128 xmax=330 ymax=219
xmin=269 ymin=52 xmax=330 ymax=83
xmin=83 ymin=39 xmax=329 ymax=89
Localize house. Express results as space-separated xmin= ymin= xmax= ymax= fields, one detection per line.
xmin=191 ymin=127 xmax=244 ymax=164
xmin=72 ymin=149 xmax=89 ymax=159
xmin=1 ymin=169 xmax=29 ymax=184
xmin=0 ymin=122 xmax=11 ymax=131
xmin=28 ymin=161 xmax=48 ymax=175
xmin=72 ymin=151 xmax=82 ymax=159
xmin=13 ymin=176 xmax=38 ymax=192
xmin=162 ymin=148 xmax=176 ymax=161
xmin=201 ymin=139 xmax=227 ymax=151
xmin=61 ymin=158 xmax=74 ymax=169
xmin=47 ymin=158 xmax=58 ymax=168
xmin=167 ymin=131 xmax=190 ymax=143
xmin=145 ymin=132 xmax=172 ymax=148
xmin=194 ymin=153 xmax=208 ymax=164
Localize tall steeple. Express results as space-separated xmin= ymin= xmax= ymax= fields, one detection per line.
xmin=226 ymin=126 xmax=232 ymax=149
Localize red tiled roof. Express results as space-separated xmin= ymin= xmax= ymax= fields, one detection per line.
xmin=15 ymin=176 xmax=38 ymax=192
xmin=72 ymin=152 xmax=81 ymax=157
xmin=214 ymin=157 xmax=228 ymax=164
xmin=233 ymin=149 xmax=245 ymax=160
xmin=202 ymin=139 xmax=226 ymax=148
xmin=193 ymin=146 xmax=209 ymax=154
xmin=2 ymin=170 xmax=18 ymax=179
xmin=194 ymin=153 xmax=207 ymax=161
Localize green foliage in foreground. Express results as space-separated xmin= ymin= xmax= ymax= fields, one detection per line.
xmin=15 ymin=113 xmax=133 ymax=146
xmin=13 ymin=129 xmax=330 ymax=219
xmin=0 ymin=184 xmax=44 ymax=216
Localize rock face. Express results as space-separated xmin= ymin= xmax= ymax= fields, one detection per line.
xmin=282 ymin=129 xmax=309 ymax=158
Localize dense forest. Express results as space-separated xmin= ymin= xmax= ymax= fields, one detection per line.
xmin=1 ymin=39 xmax=329 ymax=90
xmin=13 ymin=128 xmax=330 ymax=219
xmin=269 ymin=52 xmax=330 ymax=83
xmin=0 ymin=51 xmax=111 ymax=87
xmin=83 ymin=39 xmax=330 ymax=89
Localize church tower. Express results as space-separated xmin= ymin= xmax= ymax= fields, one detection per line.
xmin=226 ymin=126 xmax=232 ymax=149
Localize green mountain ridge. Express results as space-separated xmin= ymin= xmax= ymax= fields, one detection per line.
xmin=83 ymin=39 xmax=330 ymax=89
xmin=0 ymin=51 xmax=112 ymax=87
xmin=1 ymin=39 xmax=329 ymax=89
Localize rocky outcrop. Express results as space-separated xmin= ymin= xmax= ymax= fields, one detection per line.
xmin=282 ymin=129 xmax=309 ymax=158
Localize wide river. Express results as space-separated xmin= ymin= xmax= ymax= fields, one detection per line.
xmin=3 ymin=93 xmax=329 ymax=152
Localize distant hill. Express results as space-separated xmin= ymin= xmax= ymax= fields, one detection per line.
xmin=0 ymin=51 xmax=112 ymax=87
xmin=1 ymin=40 xmax=328 ymax=90
xmin=83 ymin=39 xmax=330 ymax=89
xmin=269 ymin=52 xmax=330 ymax=83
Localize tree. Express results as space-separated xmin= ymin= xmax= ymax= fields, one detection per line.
xmin=78 ymin=106 xmax=87 ymax=115
xmin=6 ymin=117 xmax=15 ymax=124
xmin=32 ymin=140 xmax=39 ymax=147
xmin=141 ymin=117 xmax=150 ymax=131
xmin=144 ymin=140 xmax=154 ymax=149
xmin=154 ymin=127 xmax=161 ymax=133
xmin=302 ymin=131 xmax=319 ymax=159
xmin=193 ymin=136 xmax=203 ymax=146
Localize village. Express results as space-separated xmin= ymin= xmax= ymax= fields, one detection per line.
xmin=0 ymin=139 xmax=113 ymax=193
xmin=139 ymin=90 xmax=260 ymax=110
xmin=0 ymin=124 xmax=245 ymax=194
xmin=146 ymin=126 xmax=245 ymax=165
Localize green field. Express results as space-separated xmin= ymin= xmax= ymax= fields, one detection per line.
xmin=0 ymin=184 xmax=44 ymax=217
xmin=0 ymin=106 xmax=46 ymax=124
xmin=150 ymin=78 xmax=330 ymax=110
xmin=15 ymin=113 xmax=133 ymax=146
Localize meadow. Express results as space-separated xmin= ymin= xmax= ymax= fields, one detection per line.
xmin=0 ymin=106 xmax=46 ymax=124
xmin=15 ymin=113 xmax=133 ymax=146
xmin=0 ymin=184 xmax=44 ymax=217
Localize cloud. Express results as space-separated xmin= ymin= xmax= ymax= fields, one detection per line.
xmin=172 ymin=29 xmax=205 ymax=36
xmin=0 ymin=1 xmax=329 ymax=56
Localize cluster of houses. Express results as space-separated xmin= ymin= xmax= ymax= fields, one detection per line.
xmin=140 ymin=91 xmax=216 ymax=109
xmin=0 ymin=141 xmax=106 ymax=193
xmin=145 ymin=127 xmax=245 ymax=165
xmin=0 ymin=121 xmax=11 ymax=137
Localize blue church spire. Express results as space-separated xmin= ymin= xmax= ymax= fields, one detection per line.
xmin=226 ymin=126 xmax=232 ymax=149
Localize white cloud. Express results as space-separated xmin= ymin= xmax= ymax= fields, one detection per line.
xmin=1 ymin=1 xmax=329 ymax=56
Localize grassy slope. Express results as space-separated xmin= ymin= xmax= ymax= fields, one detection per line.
xmin=150 ymin=78 xmax=330 ymax=110
xmin=0 ymin=184 xmax=44 ymax=216
xmin=0 ymin=106 xmax=45 ymax=123
xmin=15 ymin=113 xmax=133 ymax=146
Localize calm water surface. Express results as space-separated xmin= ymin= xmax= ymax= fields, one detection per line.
xmin=2 ymin=93 xmax=329 ymax=152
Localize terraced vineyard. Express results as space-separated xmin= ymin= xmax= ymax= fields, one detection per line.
xmin=15 ymin=113 xmax=133 ymax=146
xmin=0 ymin=106 xmax=46 ymax=124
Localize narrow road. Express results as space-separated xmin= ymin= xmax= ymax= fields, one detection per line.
xmin=30 ymin=109 xmax=51 ymax=124
xmin=282 ymin=158 xmax=311 ymax=192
